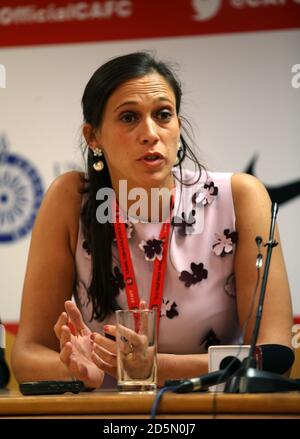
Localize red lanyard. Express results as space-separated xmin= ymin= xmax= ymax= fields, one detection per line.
xmin=113 ymin=198 xmax=173 ymax=332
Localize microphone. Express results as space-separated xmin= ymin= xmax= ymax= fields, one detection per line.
xmin=259 ymin=344 xmax=295 ymax=375
xmin=175 ymin=356 xmax=241 ymax=393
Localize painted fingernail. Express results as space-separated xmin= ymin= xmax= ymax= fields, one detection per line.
xmin=103 ymin=325 xmax=110 ymax=332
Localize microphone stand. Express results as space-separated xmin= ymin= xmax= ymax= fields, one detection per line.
xmin=224 ymin=202 xmax=300 ymax=393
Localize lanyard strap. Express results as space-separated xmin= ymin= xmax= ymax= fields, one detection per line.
xmin=113 ymin=200 xmax=173 ymax=332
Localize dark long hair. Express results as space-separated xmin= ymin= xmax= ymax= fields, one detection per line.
xmin=81 ymin=52 xmax=202 ymax=321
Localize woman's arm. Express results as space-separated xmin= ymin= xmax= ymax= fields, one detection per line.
xmin=232 ymin=173 xmax=293 ymax=348
xmin=156 ymin=353 xmax=208 ymax=387
xmin=11 ymin=171 xmax=83 ymax=382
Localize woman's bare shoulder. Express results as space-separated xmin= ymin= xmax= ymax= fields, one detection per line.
xmin=230 ymin=172 xmax=273 ymax=246
xmin=41 ymin=171 xmax=85 ymax=214
xmin=35 ymin=171 xmax=86 ymax=253
xmin=231 ymin=172 xmax=271 ymax=215
xmin=231 ymin=172 xmax=268 ymax=197
xmin=47 ymin=170 xmax=85 ymax=200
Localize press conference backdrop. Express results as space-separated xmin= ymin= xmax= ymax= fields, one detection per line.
xmin=0 ymin=1 xmax=299 ymax=341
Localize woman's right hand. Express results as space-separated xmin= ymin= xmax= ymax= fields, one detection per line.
xmin=54 ymin=300 xmax=104 ymax=389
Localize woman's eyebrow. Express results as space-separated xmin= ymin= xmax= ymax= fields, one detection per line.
xmin=113 ymin=97 xmax=174 ymax=113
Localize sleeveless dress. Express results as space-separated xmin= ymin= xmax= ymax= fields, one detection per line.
xmin=74 ymin=168 xmax=242 ymax=388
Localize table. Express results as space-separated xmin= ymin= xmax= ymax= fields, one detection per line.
xmin=1 ymin=389 xmax=300 ymax=418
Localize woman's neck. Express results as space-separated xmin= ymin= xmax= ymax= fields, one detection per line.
xmin=113 ymin=174 xmax=175 ymax=223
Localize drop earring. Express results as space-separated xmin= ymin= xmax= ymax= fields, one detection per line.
xmin=93 ymin=147 xmax=104 ymax=172
xmin=175 ymin=141 xmax=182 ymax=166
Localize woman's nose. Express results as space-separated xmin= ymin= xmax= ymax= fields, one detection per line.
xmin=138 ymin=118 xmax=159 ymax=145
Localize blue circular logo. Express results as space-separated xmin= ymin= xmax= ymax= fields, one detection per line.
xmin=0 ymin=150 xmax=44 ymax=243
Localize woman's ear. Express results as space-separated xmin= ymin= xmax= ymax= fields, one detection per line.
xmin=83 ymin=123 xmax=98 ymax=150
xmin=178 ymin=116 xmax=182 ymax=130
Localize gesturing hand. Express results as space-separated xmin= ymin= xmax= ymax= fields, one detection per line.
xmin=54 ymin=300 xmax=104 ymax=389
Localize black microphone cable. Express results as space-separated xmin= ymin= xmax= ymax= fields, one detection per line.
xmin=150 ymin=384 xmax=180 ymax=419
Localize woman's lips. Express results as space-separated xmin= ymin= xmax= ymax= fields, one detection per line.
xmin=138 ymin=152 xmax=164 ymax=168
xmin=138 ymin=155 xmax=164 ymax=167
xmin=138 ymin=152 xmax=165 ymax=167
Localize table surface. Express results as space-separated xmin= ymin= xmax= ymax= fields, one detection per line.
xmin=1 ymin=389 xmax=300 ymax=418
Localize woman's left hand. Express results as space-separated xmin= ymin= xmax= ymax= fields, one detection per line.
xmin=91 ymin=301 xmax=149 ymax=379
xmin=91 ymin=324 xmax=154 ymax=380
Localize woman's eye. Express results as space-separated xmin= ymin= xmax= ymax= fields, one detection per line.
xmin=120 ymin=112 xmax=137 ymax=123
xmin=156 ymin=110 xmax=172 ymax=121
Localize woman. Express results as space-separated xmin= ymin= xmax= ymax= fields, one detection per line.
xmin=11 ymin=52 xmax=294 ymax=389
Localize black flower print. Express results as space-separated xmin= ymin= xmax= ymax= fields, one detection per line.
xmin=192 ymin=179 xmax=218 ymax=206
xmin=179 ymin=262 xmax=208 ymax=287
xmin=212 ymin=229 xmax=238 ymax=257
xmin=172 ymin=210 xmax=196 ymax=236
xmin=160 ymin=298 xmax=179 ymax=319
xmin=200 ymin=329 xmax=221 ymax=351
xmin=138 ymin=238 xmax=163 ymax=261
xmin=111 ymin=266 xmax=125 ymax=296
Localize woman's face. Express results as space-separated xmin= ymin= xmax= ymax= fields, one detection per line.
xmin=92 ymin=72 xmax=180 ymax=192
